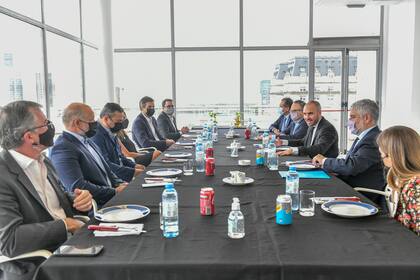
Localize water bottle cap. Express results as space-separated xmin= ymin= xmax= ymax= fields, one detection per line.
xmin=165 ymin=183 xmax=174 ymax=189
xmin=232 ymin=197 xmax=240 ymax=210
xmin=289 ymin=166 xmax=297 ymax=172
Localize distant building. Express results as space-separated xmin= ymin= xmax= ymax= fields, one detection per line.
xmin=260 ymin=80 xmax=271 ymax=105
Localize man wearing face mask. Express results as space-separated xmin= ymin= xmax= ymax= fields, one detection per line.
xmin=0 ymin=101 xmax=92 ymax=280
xmin=312 ymin=99 xmax=385 ymax=203
xmin=269 ymin=97 xmax=293 ymax=135
xmin=157 ymin=98 xmax=189 ymax=141
xmin=91 ymin=103 xmax=145 ymax=182
xmin=279 ymin=100 xmax=308 ymax=140
xmin=51 ymin=103 xmax=128 ymax=207
xmin=132 ymin=96 xmax=175 ymax=152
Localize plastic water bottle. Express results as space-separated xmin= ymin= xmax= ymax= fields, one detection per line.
xmin=267 ymin=141 xmax=278 ymax=170
xmin=262 ymin=130 xmax=269 ymax=148
xmin=162 ymin=183 xmax=179 ymax=238
xmin=228 ymin=197 xmax=245 ymax=239
xmin=195 ymin=142 xmax=205 ymax=172
xmin=285 ymin=166 xmax=299 ymax=211
xmin=251 ymin=122 xmax=258 ymax=139
xmin=212 ymin=123 xmax=218 ymax=142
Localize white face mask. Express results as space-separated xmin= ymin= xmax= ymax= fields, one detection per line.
xmin=164 ymin=108 xmax=175 ymax=115
xmin=290 ymin=111 xmax=301 ymax=122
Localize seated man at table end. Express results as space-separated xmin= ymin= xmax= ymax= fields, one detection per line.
xmin=0 ymin=101 xmax=92 ymax=280
xmin=132 ymin=96 xmax=175 ymax=152
xmin=277 ymin=100 xmax=339 ymax=158
xmin=157 ymin=98 xmax=189 ymax=141
xmin=312 ymin=99 xmax=385 ymax=204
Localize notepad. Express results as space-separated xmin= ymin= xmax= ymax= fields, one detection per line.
xmin=278 ymin=170 xmax=330 ymax=179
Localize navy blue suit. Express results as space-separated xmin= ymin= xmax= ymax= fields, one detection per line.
xmin=132 ymin=113 xmax=168 ymax=152
xmin=51 ymin=132 xmax=123 ymax=207
xmin=323 ymin=126 xmax=386 ymax=199
xmin=280 ymin=118 xmax=308 ymax=140
xmin=269 ymin=114 xmax=293 ymax=134
xmin=91 ymin=124 xmax=136 ymax=182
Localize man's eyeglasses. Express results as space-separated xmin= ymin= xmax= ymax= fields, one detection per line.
xmin=25 ymin=120 xmax=54 ymax=133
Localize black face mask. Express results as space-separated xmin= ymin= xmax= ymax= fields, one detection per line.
xmin=110 ymin=121 xmax=124 ymax=133
xmin=83 ymin=121 xmax=98 ymax=138
xmin=36 ymin=121 xmax=55 ymax=147
xmin=122 ymin=118 xmax=129 ymax=129
xmin=146 ymin=108 xmax=155 ymax=117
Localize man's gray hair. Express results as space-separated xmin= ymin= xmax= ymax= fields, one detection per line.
xmin=0 ymin=100 xmax=42 ymax=150
xmin=351 ymin=99 xmax=379 ymax=123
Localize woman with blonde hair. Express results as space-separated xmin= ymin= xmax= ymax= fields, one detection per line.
xmin=377 ymin=126 xmax=420 ymax=235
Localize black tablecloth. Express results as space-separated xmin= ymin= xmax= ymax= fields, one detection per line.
xmin=36 ymin=129 xmax=420 ymax=280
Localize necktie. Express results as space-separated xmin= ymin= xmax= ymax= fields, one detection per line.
xmin=346 ymin=137 xmax=359 ymax=159
xmin=305 ymin=126 xmax=314 ymax=147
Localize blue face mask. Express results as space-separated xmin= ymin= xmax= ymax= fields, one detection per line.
xmin=348 ymin=119 xmax=360 ymax=135
xmin=276 ymin=107 xmax=283 ymax=116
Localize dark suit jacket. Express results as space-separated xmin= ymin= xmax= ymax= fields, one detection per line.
xmin=269 ymin=114 xmax=293 ymax=134
xmin=0 ymin=150 xmax=76 ymax=279
xmin=288 ymin=117 xmax=339 ymax=158
xmin=132 ymin=113 xmax=167 ymax=151
xmin=323 ymin=126 xmax=386 ymax=191
xmin=280 ymin=118 xmax=308 ymax=140
xmin=51 ymin=132 xmax=123 ymax=207
xmin=91 ymin=124 xmax=136 ymax=182
xmin=157 ymin=112 xmax=181 ymax=141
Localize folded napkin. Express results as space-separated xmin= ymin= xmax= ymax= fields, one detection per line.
xmin=93 ymin=223 xmax=144 ymax=237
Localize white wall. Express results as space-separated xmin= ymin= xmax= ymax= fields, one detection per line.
xmin=382 ymin=0 xmax=420 ymax=131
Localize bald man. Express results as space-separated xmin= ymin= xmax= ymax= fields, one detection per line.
xmin=50 ymin=103 xmax=128 ymax=207
xmin=277 ymin=100 xmax=339 ymax=158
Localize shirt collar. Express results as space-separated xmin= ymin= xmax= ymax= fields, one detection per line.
xmin=294 ymin=118 xmax=304 ymax=125
xmin=142 ymin=112 xmax=152 ymax=121
xmin=65 ymin=129 xmax=87 ymax=144
xmin=100 ymin=122 xmax=115 ymax=139
xmin=357 ymin=126 xmax=376 ymax=141
xmin=311 ymin=116 xmax=323 ymax=129
xmin=9 ymin=150 xmax=43 ymax=170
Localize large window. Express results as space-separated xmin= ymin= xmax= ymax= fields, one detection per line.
xmin=0 ymin=0 xmax=108 ymax=132
xmin=0 ymin=14 xmax=45 ymax=107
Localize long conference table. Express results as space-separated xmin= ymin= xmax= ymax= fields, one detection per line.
xmin=37 ymin=128 xmax=420 ymax=280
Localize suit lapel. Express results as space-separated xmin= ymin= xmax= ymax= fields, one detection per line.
xmin=140 ymin=114 xmax=155 ymax=139
xmin=2 ymin=150 xmax=50 ymax=214
xmin=45 ymin=161 xmax=74 ymax=216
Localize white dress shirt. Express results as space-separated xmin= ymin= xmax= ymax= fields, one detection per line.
xmin=9 ymin=150 xmax=67 ymax=221
xmin=289 ymin=117 xmax=322 ymax=155
xmin=143 ymin=113 xmax=160 ymax=140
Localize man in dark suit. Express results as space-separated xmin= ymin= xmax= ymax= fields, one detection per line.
xmin=157 ymin=98 xmax=189 ymax=141
xmin=312 ymin=99 xmax=386 ymax=202
xmin=0 ymin=101 xmax=92 ymax=280
xmin=277 ymin=100 xmax=339 ymax=158
xmin=279 ymin=100 xmax=308 ymax=140
xmin=132 ymin=96 xmax=175 ymax=152
xmin=269 ymin=97 xmax=293 ymax=135
xmin=91 ymin=103 xmax=145 ymax=182
xmin=51 ymin=103 xmax=128 ymax=207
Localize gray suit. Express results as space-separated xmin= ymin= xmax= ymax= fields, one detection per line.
xmin=157 ymin=112 xmax=181 ymax=141
xmin=0 ymin=150 xmax=76 ymax=280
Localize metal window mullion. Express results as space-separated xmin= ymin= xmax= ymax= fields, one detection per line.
xmin=308 ymin=0 xmax=315 ymax=100
xmin=79 ymin=0 xmax=86 ymax=103
xmin=376 ymin=5 xmax=385 ymax=127
xmin=40 ymin=0 xmax=51 ymax=118
xmin=341 ymin=49 xmax=349 ymax=153
xmin=239 ymin=0 xmax=244 ymax=124
xmin=170 ymin=0 xmax=176 ymax=110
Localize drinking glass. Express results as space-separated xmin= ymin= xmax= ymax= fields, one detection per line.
xmin=183 ymin=159 xmax=194 ymax=176
xmin=299 ymin=190 xmax=315 ymax=216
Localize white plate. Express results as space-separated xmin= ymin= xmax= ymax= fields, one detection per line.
xmin=182 ymin=134 xmax=198 ymax=138
xmin=321 ymin=201 xmax=378 ymax=218
xmin=226 ymin=146 xmax=246 ymax=151
xmin=175 ymin=142 xmax=195 ymax=146
xmin=222 ymin=177 xmax=254 ymax=186
xmin=146 ymin=168 xmax=183 ymax=177
xmin=164 ymin=152 xmax=192 ymax=158
xmin=276 ymin=147 xmax=291 ymax=151
xmin=95 ymin=204 xmax=150 ymax=222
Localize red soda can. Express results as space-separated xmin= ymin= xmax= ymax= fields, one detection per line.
xmin=205 ymin=147 xmax=214 ymax=158
xmin=244 ymin=128 xmax=251 ymax=139
xmin=200 ymin=187 xmax=215 ymax=216
xmin=205 ymin=157 xmax=215 ymax=176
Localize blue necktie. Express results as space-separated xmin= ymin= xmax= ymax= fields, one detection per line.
xmin=346 ymin=137 xmax=359 ymax=160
